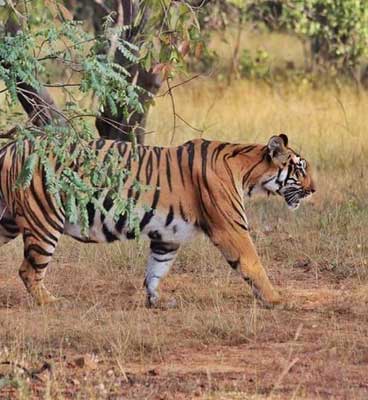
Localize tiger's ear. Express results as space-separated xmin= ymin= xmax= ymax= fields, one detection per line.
xmin=267 ymin=134 xmax=289 ymax=165
xmin=279 ymin=133 xmax=288 ymax=147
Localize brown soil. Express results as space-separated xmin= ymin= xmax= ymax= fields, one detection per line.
xmin=0 ymin=250 xmax=367 ymax=400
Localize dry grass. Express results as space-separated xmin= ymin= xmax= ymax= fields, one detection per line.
xmin=1 ymin=31 xmax=368 ymax=400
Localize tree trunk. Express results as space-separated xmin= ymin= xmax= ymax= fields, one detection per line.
xmin=3 ymin=16 xmax=66 ymax=127
xmin=91 ymin=0 xmax=162 ymax=143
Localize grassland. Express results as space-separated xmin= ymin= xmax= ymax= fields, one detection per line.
xmin=0 ymin=29 xmax=368 ymax=399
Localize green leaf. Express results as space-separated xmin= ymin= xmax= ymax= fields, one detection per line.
xmin=16 ymin=153 xmax=38 ymax=188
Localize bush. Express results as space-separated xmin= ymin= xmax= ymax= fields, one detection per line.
xmin=239 ymin=48 xmax=271 ymax=80
xmin=283 ymin=0 xmax=368 ymax=71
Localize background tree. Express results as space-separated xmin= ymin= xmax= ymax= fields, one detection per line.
xmin=245 ymin=0 xmax=368 ymax=76
xmin=0 ymin=0 xmax=210 ymax=232
xmin=1 ymin=0 xmax=211 ymax=143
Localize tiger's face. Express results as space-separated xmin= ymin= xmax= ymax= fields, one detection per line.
xmin=262 ymin=134 xmax=315 ymax=209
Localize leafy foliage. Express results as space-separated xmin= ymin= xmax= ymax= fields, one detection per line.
xmin=138 ymin=1 xmax=206 ymax=77
xmin=0 ymin=0 xmax=207 ymax=236
xmin=0 ymin=6 xmax=144 ymax=235
xmin=282 ymin=0 xmax=368 ymax=70
xmin=245 ymin=0 xmax=368 ymax=71
xmin=239 ymin=48 xmax=270 ymax=80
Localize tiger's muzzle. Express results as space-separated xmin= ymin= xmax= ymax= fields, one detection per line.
xmin=280 ymin=186 xmax=315 ymax=210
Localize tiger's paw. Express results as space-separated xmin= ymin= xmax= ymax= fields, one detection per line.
xmin=33 ymin=289 xmax=70 ymax=307
xmin=146 ymin=295 xmax=178 ymax=310
xmin=31 ymin=288 xmax=60 ymax=306
xmin=146 ymin=294 xmax=158 ymax=309
xmin=36 ymin=295 xmax=60 ymax=306
xmin=258 ymin=291 xmax=283 ymax=309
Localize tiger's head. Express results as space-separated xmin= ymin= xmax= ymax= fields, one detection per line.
xmin=260 ymin=134 xmax=315 ymax=209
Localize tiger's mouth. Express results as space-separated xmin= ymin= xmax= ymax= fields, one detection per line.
xmin=281 ymin=187 xmax=313 ymax=210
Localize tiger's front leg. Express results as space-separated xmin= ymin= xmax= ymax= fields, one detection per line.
xmin=212 ymin=229 xmax=281 ymax=306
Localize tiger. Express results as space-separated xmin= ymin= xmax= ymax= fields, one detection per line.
xmin=0 ymin=133 xmax=315 ymax=307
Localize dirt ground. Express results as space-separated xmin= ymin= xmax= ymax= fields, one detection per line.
xmin=0 ymin=231 xmax=367 ymax=399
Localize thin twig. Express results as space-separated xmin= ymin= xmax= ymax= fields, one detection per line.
xmin=67 ymin=113 xmax=154 ymax=137
xmin=176 ymin=113 xmax=203 ymax=133
xmin=269 ymin=323 xmax=303 ymax=396
xmin=43 ymin=83 xmax=81 ymax=88
xmin=1 ymin=80 xmax=81 ymax=94
xmin=17 ymin=87 xmax=68 ymax=123
xmin=37 ymin=38 xmax=97 ymax=62
xmin=166 ymin=79 xmax=177 ymax=145
xmin=271 ymin=357 xmax=300 ymax=394
xmin=156 ymin=74 xmax=201 ymax=97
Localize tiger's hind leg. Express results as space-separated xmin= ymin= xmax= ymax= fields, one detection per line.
xmin=144 ymin=240 xmax=180 ymax=307
xmin=19 ymin=230 xmax=61 ymax=305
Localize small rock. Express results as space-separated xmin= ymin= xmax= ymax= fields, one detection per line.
xmin=147 ymin=368 xmax=159 ymax=376
xmin=74 ymin=354 xmax=98 ymax=370
xmin=166 ymin=298 xmax=177 ymax=309
xmin=293 ymin=259 xmax=311 ymax=269
xmin=96 ymin=382 xmax=107 ymax=396
xmin=263 ymin=224 xmax=274 ymax=234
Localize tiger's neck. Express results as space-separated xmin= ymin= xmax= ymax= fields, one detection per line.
xmin=224 ymin=144 xmax=270 ymax=197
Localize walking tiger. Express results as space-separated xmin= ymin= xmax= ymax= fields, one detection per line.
xmin=0 ymin=134 xmax=315 ymax=307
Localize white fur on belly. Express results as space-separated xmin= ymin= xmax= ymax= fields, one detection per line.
xmin=64 ymin=208 xmax=198 ymax=243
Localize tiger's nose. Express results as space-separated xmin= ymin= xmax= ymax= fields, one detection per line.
xmin=310 ymin=188 xmax=316 ymax=193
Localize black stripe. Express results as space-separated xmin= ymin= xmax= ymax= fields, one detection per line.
xmin=126 ymin=230 xmax=137 ymax=239
xmin=127 ymin=146 xmax=145 ymax=201
xmin=165 ymin=151 xmax=172 ymax=192
xmin=228 ymin=259 xmax=239 ymax=270
xmin=229 ymin=145 xmax=256 ymax=158
xmin=152 ymin=256 xmax=174 ymax=263
xmin=186 ymin=141 xmax=195 ymax=182
xmin=179 ymin=202 xmax=188 ymax=222
xmin=0 ymin=218 xmax=19 ymax=235
xmin=96 ymin=138 xmax=105 ymax=150
xmin=214 ymin=143 xmax=228 ymax=161
xmin=100 ymin=196 xmax=114 ymax=223
xmin=150 ymin=240 xmax=179 ymax=254
xmin=195 ymin=175 xmax=212 ymax=223
xmin=165 ymin=205 xmax=174 ymax=226
xmin=115 ymin=212 xmax=127 ymax=233
xmin=176 ymin=146 xmax=185 ymax=186
xmin=25 ymin=244 xmax=53 ymax=258
xmin=87 ymin=202 xmax=95 ymax=226
xmin=30 ymin=180 xmax=64 ymax=234
xmin=145 ymin=151 xmax=154 ymax=185
xmin=148 ymin=230 xmax=162 ymax=240
xmin=242 ymin=159 xmax=264 ymax=187
xmin=42 ymin=168 xmax=65 ymax=223
xmin=118 ymin=141 xmax=128 ymax=158
xmin=153 ymin=146 xmax=161 ymax=170
xmin=201 ymin=140 xmax=210 ymax=191
xmin=22 ymin=202 xmax=58 ymax=246
xmin=102 ymin=141 xmax=115 ymax=164
xmin=103 ymin=223 xmax=119 ymax=242
xmin=234 ymin=220 xmax=248 ymax=231
xmin=139 ymin=175 xmax=161 ymax=231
